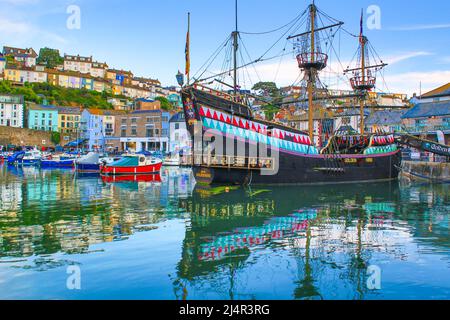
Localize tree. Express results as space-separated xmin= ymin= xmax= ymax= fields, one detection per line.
xmin=252 ymin=82 xmax=281 ymax=99
xmin=155 ymin=96 xmax=173 ymax=111
xmin=37 ymin=48 xmax=64 ymax=69
xmin=51 ymin=131 xmax=61 ymax=145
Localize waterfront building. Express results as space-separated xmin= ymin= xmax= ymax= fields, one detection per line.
xmin=110 ymin=110 xmax=170 ymax=153
xmin=57 ymin=106 xmax=82 ymax=142
xmin=64 ymin=54 xmax=93 ymax=74
xmin=402 ymin=101 xmax=450 ymax=133
xmin=80 ymin=109 xmax=107 ymax=151
xmin=417 ymin=83 xmax=450 ymax=103
xmin=27 ymin=103 xmax=59 ymax=132
xmin=3 ymin=46 xmax=37 ymax=67
xmin=0 ymin=94 xmax=24 ymax=128
xmin=365 ymin=110 xmax=407 ymax=133
xmin=169 ymin=112 xmax=191 ymax=154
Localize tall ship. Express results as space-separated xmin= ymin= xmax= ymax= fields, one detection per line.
xmin=180 ymin=2 xmax=401 ymax=185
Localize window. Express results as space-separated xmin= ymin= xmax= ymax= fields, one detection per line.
xmin=131 ymin=127 xmax=137 ymax=136
xmin=146 ymin=128 xmax=153 ymax=137
xmin=61 ymin=122 xmax=65 ymax=128
xmin=121 ymin=129 xmax=126 ymax=137
xmin=175 ymin=123 xmax=180 ymax=130
xmin=62 ymin=115 xmax=66 ymax=120
xmin=121 ymin=118 xmax=127 ymax=124
xmin=131 ymin=118 xmax=137 ymax=124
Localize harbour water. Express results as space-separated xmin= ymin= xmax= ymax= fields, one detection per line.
xmin=0 ymin=164 xmax=449 ymax=300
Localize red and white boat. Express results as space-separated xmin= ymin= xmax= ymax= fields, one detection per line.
xmin=100 ymin=154 xmax=163 ymax=176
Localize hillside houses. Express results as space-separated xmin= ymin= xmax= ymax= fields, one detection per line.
xmin=1 ymin=46 xmax=164 ymax=101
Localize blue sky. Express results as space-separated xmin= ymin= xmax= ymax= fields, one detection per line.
xmin=0 ymin=0 xmax=449 ymax=96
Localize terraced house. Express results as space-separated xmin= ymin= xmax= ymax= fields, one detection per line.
xmin=3 ymin=46 xmax=37 ymax=67
xmin=0 ymin=94 xmax=24 ymax=128
xmin=57 ymin=107 xmax=82 ymax=142
xmin=27 ymin=104 xmax=59 ymax=132
xmin=64 ymin=54 xmax=93 ymax=74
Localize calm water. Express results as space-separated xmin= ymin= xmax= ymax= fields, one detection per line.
xmin=0 ymin=164 xmax=449 ymax=300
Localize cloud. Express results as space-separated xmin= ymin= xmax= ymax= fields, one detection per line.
xmin=0 ymin=16 xmax=67 ymax=45
xmin=389 ymin=23 xmax=450 ymax=31
xmin=383 ymin=70 xmax=450 ymax=96
xmin=385 ymin=51 xmax=433 ymax=64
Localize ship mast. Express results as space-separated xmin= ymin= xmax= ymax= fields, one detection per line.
xmin=232 ymin=0 xmax=239 ymax=96
xmin=359 ymin=12 xmax=366 ymax=135
xmin=288 ymin=2 xmax=341 ymax=143
xmin=345 ymin=10 xmax=387 ymax=135
xmin=308 ymin=4 xmax=315 ymax=142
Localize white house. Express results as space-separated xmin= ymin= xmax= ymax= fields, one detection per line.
xmin=64 ymin=54 xmax=93 ymax=74
xmin=91 ymin=61 xmax=108 ymax=78
xmin=0 ymin=94 xmax=24 ymax=128
xmin=169 ymin=112 xmax=191 ymax=154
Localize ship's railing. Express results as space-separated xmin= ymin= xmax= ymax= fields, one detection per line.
xmin=350 ymin=76 xmax=376 ymax=91
xmin=296 ymin=52 xmax=328 ymax=70
xmin=181 ymin=153 xmax=275 ymax=170
xmin=193 ymin=83 xmax=236 ymax=103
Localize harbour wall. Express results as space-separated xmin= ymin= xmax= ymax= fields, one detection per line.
xmin=402 ymin=161 xmax=450 ymax=182
xmin=0 ymin=126 xmax=56 ymax=148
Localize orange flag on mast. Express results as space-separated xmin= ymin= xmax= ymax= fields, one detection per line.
xmin=185 ymin=13 xmax=190 ymax=78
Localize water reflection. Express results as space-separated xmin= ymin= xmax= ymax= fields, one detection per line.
xmin=0 ymin=164 xmax=449 ymax=300
xmin=175 ymin=183 xmax=449 ymax=300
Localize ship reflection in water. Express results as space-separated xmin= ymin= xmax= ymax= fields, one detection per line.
xmin=0 ymin=164 xmax=449 ymax=300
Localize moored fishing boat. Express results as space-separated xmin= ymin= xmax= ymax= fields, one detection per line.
xmin=100 ymin=154 xmax=163 ymax=175
xmin=76 ymin=152 xmax=101 ymax=173
xmin=9 ymin=150 xmax=42 ymax=166
xmin=40 ymin=154 xmax=76 ymax=168
xmin=163 ymin=153 xmax=181 ymax=167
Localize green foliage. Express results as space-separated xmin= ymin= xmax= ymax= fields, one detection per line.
xmin=155 ymin=96 xmax=173 ymax=111
xmin=5 ymin=56 xmax=15 ymax=64
xmin=263 ymin=104 xmax=281 ymax=121
xmin=37 ymin=48 xmax=64 ymax=69
xmin=0 ymin=81 xmax=113 ymax=109
xmin=51 ymin=131 xmax=61 ymax=145
xmin=252 ymin=82 xmax=281 ymax=98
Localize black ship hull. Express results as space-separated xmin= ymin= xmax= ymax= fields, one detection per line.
xmin=192 ymin=149 xmax=401 ymax=185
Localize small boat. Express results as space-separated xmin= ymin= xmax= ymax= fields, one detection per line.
xmin=163 ymin=153 xmax=181 ymax=167
xmin=100 ymin=154 xmax=163 ymax=176
xmin=11 ymin=150 xmax=42 ymax=166
xmin=76 ymin=152 xmax=101 ymax=173
xmin=40 ymin=154 xmax=76 ymax=168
